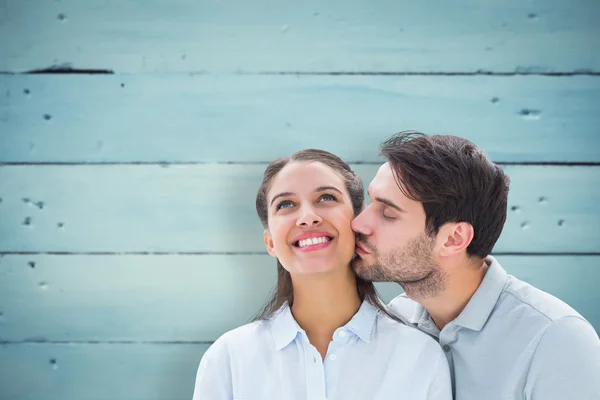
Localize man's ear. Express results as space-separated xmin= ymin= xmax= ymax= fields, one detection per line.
xmin=264 ymin=230 xmax=276 ymax=257
xmin=436 ymin=222 xmax=474 ymax=256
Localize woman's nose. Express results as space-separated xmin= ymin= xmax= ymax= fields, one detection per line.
xmin=297 ymin=206 xmax=322 ymax=227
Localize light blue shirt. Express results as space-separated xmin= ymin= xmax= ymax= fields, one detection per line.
xmin=193 ymin=300 xmax=452 ymax=399
xmin=389 ymin=256 xmax=600 ymax=400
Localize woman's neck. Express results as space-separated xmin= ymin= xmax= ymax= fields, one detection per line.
xmin=290 ymin=266 xmax=361 ymax=358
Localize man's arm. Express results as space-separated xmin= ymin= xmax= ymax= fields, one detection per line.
xmin=525 ymin=316 xmax=600 ymax=400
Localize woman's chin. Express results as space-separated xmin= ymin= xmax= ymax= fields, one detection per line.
xmin=292 ymin=261 xmax=353 ymax=277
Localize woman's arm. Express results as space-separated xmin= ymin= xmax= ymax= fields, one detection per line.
xmin=192 ymin=340 xmax=233 ymax=400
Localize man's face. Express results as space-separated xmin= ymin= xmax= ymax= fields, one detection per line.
xmin=351 ymin=163 xmax=446 ymax=299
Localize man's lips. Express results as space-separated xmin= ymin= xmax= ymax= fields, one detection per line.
xmin=355 ymin=242 xmax=370 ymax=255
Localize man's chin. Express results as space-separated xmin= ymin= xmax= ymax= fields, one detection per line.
xmin=350 ymin=255 xmax=363 ymax=271
xmin=351 ymin=258 xmax=373 ymax=280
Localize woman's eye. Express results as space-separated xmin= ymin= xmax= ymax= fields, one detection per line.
xmin=319 ymin=193 xmax=338 ymax=202
xmin=276 ymin=200 xmax=294 ymax=210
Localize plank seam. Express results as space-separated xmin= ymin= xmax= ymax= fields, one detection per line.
xmin=256 ymin=71 xmax=600 ymax=77
xmin=2 ymin=162 xmax=600 ymax=166
xmin=1 ymin=70 xmax=599 ymax=76
xmin=1 ymin=252 xmax=599 ymax=256
xmin=0 ymin=340 xmax=214 ymax=345
xmin=0 ymin=251 xmax=269 ymax=256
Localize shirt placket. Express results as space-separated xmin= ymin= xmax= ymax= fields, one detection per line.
xmin=323 ymin=328 xmax=348 ymax=399
xmin=300 ymin=334 xmax=327 ymax=400
xmin=439 ymin=323 xmax=459 ymax=398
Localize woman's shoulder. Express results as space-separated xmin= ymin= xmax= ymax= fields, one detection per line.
xmin=211 ymin=319 xmax=271 ymax=350
xmin=199 ymin=319 xmax=275 ymax=372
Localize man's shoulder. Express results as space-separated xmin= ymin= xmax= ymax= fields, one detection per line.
xmin=501 ymin=274 xmax=586 ymax=324
xmin=387 ymin=275 xmax=592 ymax=332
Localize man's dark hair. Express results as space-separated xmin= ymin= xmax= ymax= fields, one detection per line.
xmin=380 ymin=131 xmax=510 ymax=258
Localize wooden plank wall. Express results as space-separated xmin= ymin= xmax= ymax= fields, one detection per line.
xmin=1 ymin=1 xmax=599 ymax=399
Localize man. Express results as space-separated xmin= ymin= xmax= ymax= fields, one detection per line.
xmin=351 ymin=131 xmax=600 ymax=399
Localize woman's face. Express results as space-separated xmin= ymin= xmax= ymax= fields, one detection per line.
xmin=264 ymin=161 xmax=356 ymax=277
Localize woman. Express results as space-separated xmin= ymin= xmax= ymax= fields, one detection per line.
xmin=193 ymin=150 xmax=451 ymax=399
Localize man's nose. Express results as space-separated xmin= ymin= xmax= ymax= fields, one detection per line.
xmin=352 ymin=208 xmax=372 ymax=235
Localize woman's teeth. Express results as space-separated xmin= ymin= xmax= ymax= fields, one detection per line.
xmin=297 ymin=237 xmax=331 ymax=248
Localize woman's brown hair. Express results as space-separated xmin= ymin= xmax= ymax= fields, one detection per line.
xmin=254 ymin=149 xmax=403 ymax=323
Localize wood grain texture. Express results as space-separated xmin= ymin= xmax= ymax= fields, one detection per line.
xmin=0 ymin=165 xmax=598 ymax=253
xmin=0 ymin=1 xmax=597 ymax=399
xmin=0 ymin=255 xmax=598 ymax=343
xmin=0 ymin=255 xmax=598 ymax=399
xmin=0 ymin=0 xmax=598 ymax=73
xmin=0 ymin=343 xmax=208 ymax=400
xmin=1 ymin=75 xmax=599 ymax=163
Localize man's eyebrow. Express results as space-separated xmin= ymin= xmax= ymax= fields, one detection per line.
xmin=269 ymin=186 xmax=343 ymax=207
xmin=375 ymin=197 xmax=405 ymax=212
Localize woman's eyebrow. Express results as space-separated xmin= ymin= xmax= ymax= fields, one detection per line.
xmin=314 ymin=186 xmax=343 ymax=195
xmin=270 ymin=192 xmax=294 ymax=207
xmin=269 ymin=186 xmax=343 ymax=207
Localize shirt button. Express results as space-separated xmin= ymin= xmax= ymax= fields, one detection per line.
xmin=338 ymin=331 xmax=346 ymax=338
xmin=442 ymin=344 xmax=451 ymax=352
xmin=329 ymin=354 xmax=337 ymax=361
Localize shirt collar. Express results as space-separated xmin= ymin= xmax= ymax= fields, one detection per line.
xmin=344 ymin=300 xmax=379 ymax=343
xmin=412 ymin=256 xmax=508 ymax=333
xmin=269 ymin=300 xmax=379 ymax=350
xmin=270 ymin=303 xmax=302 ymax=351
xmin=452 ymin=255 xmax=507 ymax=331
xmin=410 ymin=302 xmax=440 ymax=336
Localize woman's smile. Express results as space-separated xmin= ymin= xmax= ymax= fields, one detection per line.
xmin=292 ymin=231 xmax=334 ymax=252
xmin=294 ymin=236 xmax=334 ymax=252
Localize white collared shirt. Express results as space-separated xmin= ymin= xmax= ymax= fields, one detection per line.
xmin=389 ymin=256 xmax=600 ymax=400
xmin=193 ymin=300 xmax=452 ymax=399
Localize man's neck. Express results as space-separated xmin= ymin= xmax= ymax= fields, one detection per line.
xmin=420 ymin=258 xmax=489 ymax=330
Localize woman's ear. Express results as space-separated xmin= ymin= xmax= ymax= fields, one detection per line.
xmin=264 ymin=230 xmax=276 ymax=257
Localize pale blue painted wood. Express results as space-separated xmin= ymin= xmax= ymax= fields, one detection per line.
xmin=1 ymin=75 xmax=599 ymax=163
xmin=0 ymin=255 xmax=598 ymax=344
xmin=0 ymin=343 xmax=209 ymax=400
xmin=0 ymin=165 xmax=598 ymax=253
xmin=0 ymin=0 xmax=596 ymax=399
xmin=0 ymin=255 xmax=277 ymax=342
xmin=0 ymin=0 xmax=598 ymax=73
xmin=0 ymin=255 xmax=598 ymax=399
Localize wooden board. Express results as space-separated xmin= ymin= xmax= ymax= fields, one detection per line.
xmin=2 ymin=75 xmax=599 ymax=163
xmin=0 ymin=343 xmax=208 ymax=400
xmin=0 ymin=165 xmax=598 ymax=253
xmin=0 ymin=0 xmax=598 ymax=73
xmin=1 ymin=1 xmax=598 ymax=399
xmin=1 ymin=255 xmax=598 ymax=343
